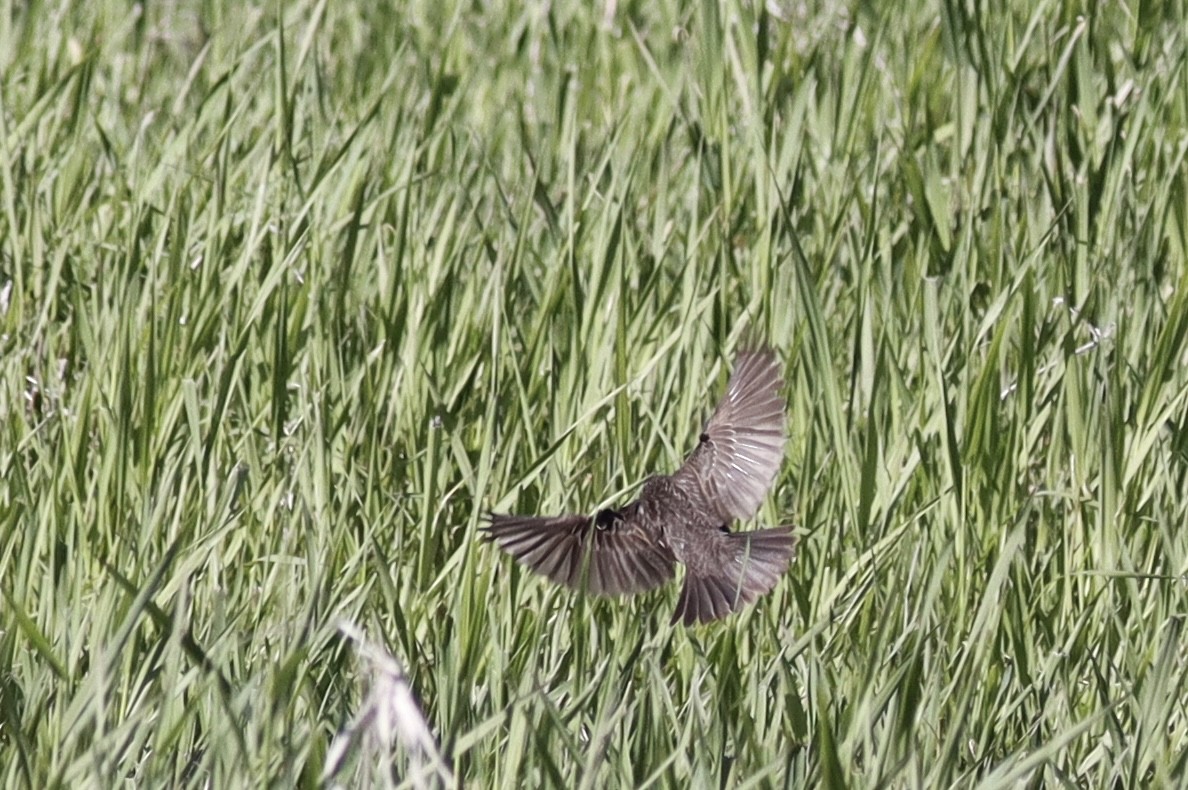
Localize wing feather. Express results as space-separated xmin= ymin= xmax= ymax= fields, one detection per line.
xmin=482 ymin=513 xmax=675 ymax=596
xmin=673 ymin=347 xmax=787 ymax=521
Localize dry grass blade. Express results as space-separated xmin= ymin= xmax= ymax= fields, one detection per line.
xmin=324 ymin=623 xmax=455 ymax=789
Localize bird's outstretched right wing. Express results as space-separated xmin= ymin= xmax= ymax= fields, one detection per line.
xmin=482 ymin=512 xmax=675 ymax=596
xmin=672 ymin=347 xmax=787 ymax=522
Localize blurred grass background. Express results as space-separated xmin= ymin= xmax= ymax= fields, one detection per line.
xmin=2 ymin=0 xmax=1187 ymax=786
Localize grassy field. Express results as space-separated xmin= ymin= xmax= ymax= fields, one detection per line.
xmin=2 ymin=0 xmax=1188 ymax=786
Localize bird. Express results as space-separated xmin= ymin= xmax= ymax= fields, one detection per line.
xmin=482 ymin=346 xmax=796 ymax=626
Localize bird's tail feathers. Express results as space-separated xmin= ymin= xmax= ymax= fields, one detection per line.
xmin=670 ymin=527 xmax=797 ymax=626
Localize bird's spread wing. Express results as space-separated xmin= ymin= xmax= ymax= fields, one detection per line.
xmin=481 ymin=512 xmax=675 ymax=596
xmin=672 ymin=347 xmax=786 ymax=522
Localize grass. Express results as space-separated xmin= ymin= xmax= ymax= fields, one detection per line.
xmin=2 ymin=0 xmax=1187 ymax=786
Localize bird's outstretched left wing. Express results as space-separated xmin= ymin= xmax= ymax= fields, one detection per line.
xmin=482 ymin=512 xmax=675 ymax=596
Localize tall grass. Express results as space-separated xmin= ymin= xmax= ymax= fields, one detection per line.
xmin=2 ymin=0 xmax=1187 ymax=786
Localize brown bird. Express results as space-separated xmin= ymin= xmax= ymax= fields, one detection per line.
xmin=483 ymin=347 xmax=796 ymax=625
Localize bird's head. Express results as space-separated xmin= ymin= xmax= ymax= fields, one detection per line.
xmin=594 ymin=508 xmax=622 ymax=531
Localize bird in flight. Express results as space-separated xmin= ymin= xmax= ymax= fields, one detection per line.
xmin=483 ymin=346 xmax=796 ymax=626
